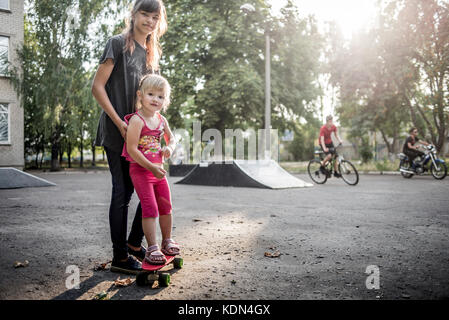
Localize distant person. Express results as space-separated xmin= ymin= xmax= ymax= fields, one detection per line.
xmin=122 ymin=74 xmax=180 ymax=264
xmin=91 ymin=0 xmax=168 ymax=274
xmin=403 ymin=128 xmax=430 ymax=167
xmin=319 ymin=115 xmax=343 ymax=177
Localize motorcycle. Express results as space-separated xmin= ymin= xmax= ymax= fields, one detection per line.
xmin=398 ymin=145 xmax=447 ymax=180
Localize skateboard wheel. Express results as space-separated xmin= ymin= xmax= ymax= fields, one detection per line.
xmin=136 ymin=272 xmax=150 ymax=286
xmin=158 ymin=273 xmax=171 ymax=287
xmin=173 ymin=257 xmax=183 ymax=269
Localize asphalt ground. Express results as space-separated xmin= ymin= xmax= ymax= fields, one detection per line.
xmin=0 ymin=171 xmax=448 ymax=300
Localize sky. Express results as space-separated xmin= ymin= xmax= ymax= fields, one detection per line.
xmin=268 ymin=0 xmax=380 ymax=121
xmin=269 ymin=0 xmax=379 ymax=39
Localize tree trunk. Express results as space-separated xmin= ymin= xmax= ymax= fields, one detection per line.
xmin=67 ymin=142 xmax=72 ymax=168
xmin=379 ymin=129 xmax=392 ymax=154
xmin=34 ymin=146 xmax=40 ymax=168
xmin=91 ymin=142 xmax=96 ymax=167
xmin=50 ymin=129 xmax=61 ymax=171
xmin=40 ymin=150 xmax=44 ymax=169
xmin=79 ymin=138 xmax=84 ymax=168
xmin=51 ymin=144 xmax=60 ymax=171
xmin=59 ymin=144 xmax=64 ymax=166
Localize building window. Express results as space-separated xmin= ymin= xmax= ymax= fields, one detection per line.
xmin=0 ymin=103 xmax=9 ymax=143
xmin=0 ymin=36 xmax=9 ymax=76
xmin=0 ymin=0 xmax=10 ymax=11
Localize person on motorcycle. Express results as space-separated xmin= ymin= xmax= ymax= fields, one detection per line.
xmin=319 ymin=115 xmax=343 ymax=177
xmin=403 ymin=127 xmax=431 ymax=168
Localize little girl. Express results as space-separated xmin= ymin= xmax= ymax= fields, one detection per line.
xmin=122 ymin=74 xmax=180 ymax=264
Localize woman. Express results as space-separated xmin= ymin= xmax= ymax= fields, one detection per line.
xmin=91 ymin=0 xmax=168 ymax=274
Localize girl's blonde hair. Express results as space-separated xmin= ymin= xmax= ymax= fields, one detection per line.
xmin=123 ymin=0 xmax=168 ymax=71
xmin=136 ymin=74 xmax=171 ymax=112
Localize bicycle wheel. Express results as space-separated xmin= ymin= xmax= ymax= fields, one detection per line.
xmin=308 ymin=159 xmax=328 ymax=184
xmin=338 ymin=160 xmax=359 ymax=186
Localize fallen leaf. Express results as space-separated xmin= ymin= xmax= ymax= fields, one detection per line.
xmin=114 ymin=277 xmax=134 ymax=287
xmin=13 ymin=260 xmax=29 ymax=268
xmin=264 ymin=251 xmax=281 ymax=258
xmin=94 ymin=261 xmax=111 ymax=271
xmin=93 ymin=291 xmax=109 ymax=300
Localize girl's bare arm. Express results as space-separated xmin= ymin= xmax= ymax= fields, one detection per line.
xmin=162 ymin=117 xmax=176 ymax=157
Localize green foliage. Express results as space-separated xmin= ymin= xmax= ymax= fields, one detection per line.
xmin=359 ymin=136 xmax=373 ymax=164
xmin=161 ymin=0 xmax=324 ymax=138
xmin=11 ymin=0 xmax=121 ymax=169
xmin=375 ymin=158 xmax=391 ymax=172
xmin=327 ymin=0 xmax=449 ymax=155
xmin=286 ymin=116 xmax=321 ymax=161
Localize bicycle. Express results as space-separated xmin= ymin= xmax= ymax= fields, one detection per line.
xmin=307 ymin=144 xmax=359 ymax=186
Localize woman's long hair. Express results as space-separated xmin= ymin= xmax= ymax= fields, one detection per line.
xmin=123 ymin=0 xmax=168 ymax=71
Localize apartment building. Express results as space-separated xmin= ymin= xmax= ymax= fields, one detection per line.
xmin=0 ymin=0 xmax=24 ymax=169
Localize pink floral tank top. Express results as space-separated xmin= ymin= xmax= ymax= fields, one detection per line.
xmin=121 ymin=112 xmax=165 ymax=163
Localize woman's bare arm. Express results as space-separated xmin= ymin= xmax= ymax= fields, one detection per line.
xmin=91 ymin=59 xmax=128 ymax=138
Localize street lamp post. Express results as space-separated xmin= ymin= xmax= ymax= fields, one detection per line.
xmin=241 ymin=3 xmax=271 ymax=160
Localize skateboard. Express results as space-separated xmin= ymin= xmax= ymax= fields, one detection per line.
xmin=136 ymin=254 xmax=183 ymax=287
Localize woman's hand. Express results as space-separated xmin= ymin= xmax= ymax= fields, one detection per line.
xmin=118 ymin=120 xmax=128 ymax=139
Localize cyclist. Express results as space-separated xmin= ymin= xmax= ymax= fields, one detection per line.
xmin=319 ymin=115 xmax=343 ymax=177
xmin=403 ymin=127 xmax=431 ymax=168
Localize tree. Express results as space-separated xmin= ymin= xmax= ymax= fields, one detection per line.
xmin=12 ymin=0 xmax=122 ymax=170
xmin=161 ymin=0 xmax=324 ymax=160
xmin=393 ymin=0 xmax=449 ymax=153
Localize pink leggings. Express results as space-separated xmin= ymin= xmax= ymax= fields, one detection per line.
xmin=129 ymin=163 xmax=172 ymax=218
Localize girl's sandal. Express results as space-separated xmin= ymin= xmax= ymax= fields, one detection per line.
xmin=145 ymin=244 xmax=167 ymax=265
xmin=161 ymin=238 xmax=180 ymax=256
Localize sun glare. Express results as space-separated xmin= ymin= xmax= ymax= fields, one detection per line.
xmin=270 ymin=0 xmax=378 ymax=39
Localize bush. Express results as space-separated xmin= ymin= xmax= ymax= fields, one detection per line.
xmin=359 ymin=137 xmax=373 ymax=163
xmin=375 ymin=158 xmax=390 ymax=171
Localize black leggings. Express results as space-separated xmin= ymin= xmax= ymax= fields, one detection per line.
xmin=105 ymin=146 xmax=144 ymax=260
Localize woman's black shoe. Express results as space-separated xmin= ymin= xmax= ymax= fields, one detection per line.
xmin=128 ymin=245 xmax=146 ymax=262
xmin=110 ymin=255 xmax=142 ymax=275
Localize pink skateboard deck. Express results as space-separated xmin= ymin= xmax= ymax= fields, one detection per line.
xmin=141 ymin=254 xmax=175 ymax=271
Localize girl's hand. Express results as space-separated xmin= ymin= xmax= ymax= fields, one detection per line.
xmin=161 ymin=146 xmax=172 ymax=159
xmin=150 ymin=165 xmax=167 ymax=179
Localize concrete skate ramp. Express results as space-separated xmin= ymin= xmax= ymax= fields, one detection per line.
xmin=176 ymin=160 xmax=313 ymax=189
xmin=169 ymin=164 xmax=197 ymax=177
xmin=0 ymin=168 xmax=56 ymax=189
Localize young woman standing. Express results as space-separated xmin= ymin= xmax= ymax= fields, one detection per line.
xmin=92 ymin=0 xmax=168 ymax=274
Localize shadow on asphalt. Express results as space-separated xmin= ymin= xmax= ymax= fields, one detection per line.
xmin=53 ymin=268 xmax=181 ymax=300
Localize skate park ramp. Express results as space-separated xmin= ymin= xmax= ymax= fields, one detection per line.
xmin=175 ymin=160 xmax=313 ymax=189
xmin=0 ymin=167 xmax=56 ymax=189
xmin=168 ymin=164 xmax=196 ymax=177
